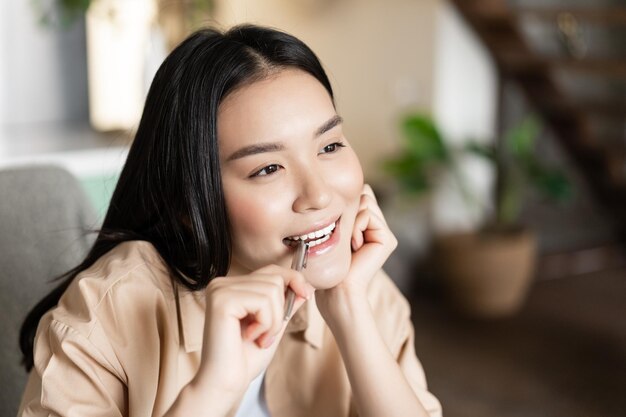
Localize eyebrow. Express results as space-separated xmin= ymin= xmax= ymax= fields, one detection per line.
xmin=226 ymin=114 xmax=344 ymax=161
xmin=315 ymin=114 xmax=343 ymax=137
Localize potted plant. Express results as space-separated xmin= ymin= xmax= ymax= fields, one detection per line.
xmin=33 ymin=0 xmax=214 ymax=131
xmin=34 ymin=0 xmax=214 ymax=46
xmin=384 ymin=113 xmax=572 ymax=317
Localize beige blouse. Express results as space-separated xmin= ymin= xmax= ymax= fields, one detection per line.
xmin=19 ymin=240 xmax=442 ymax=417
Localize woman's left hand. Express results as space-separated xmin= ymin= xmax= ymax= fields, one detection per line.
xmin=315 ymin=184 xmax=397 ymax=323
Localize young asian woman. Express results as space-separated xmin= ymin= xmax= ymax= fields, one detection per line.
xmin=18 ymin=24 xmax=442 ymax=417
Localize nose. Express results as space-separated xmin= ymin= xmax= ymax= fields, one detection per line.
xmin=292 ymin=170 xmax=332 ymax=213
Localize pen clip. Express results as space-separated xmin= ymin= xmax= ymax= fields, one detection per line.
xmin=302 ymin=242 xmax=309 ymax=269
xmin=291 ymin=240 xmax=309 ymax=271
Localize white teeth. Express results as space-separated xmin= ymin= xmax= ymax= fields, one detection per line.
xmin=309 ymin=233 xmax=331 ymax=247
xmin=288 ymin=221 xmax=337 ymax=242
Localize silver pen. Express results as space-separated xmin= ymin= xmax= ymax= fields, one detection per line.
xmin=283 ymin=240 xmax=309 ymax=321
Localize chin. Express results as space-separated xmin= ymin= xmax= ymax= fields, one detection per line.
xmin=303 ymin=251 xmax=352 ymax=290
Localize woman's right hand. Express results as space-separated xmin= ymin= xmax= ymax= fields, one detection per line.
xmin=192 ymin=264 xmax=315 ymax=403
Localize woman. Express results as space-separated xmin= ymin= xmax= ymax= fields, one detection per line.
xmin=19 ymin=25 xmax=441 ymax=417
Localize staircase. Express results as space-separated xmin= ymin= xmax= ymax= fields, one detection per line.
xmin=449 ymin=0 xmax=626 ymax=241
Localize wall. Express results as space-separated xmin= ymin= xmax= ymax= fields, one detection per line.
xmin=0 ymin=0 xmax=5 ymax=127
xmin=432 ymin=3 xmax=497 ymax=142
xmin=430 ymin=2 xmax=497 ymax=234
xmin=213 ymin=0 xmax=440 ymax=183
xmin=0 ymin=1 xmax=88 ymax=128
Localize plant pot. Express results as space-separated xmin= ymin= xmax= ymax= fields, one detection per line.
xmin=434 ymin=229 xmax=537 ymax=317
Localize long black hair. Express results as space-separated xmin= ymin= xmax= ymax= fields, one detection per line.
xmin=20 ymin=24 xmax=334 ymax=371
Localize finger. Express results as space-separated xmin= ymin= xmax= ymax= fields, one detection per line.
xmin=359 ymin=193 xmax=387 ymax=226
xmin=242 ymin=320 xmax=263 ymax=341
xmin=260 ymin=295 xmax=308 ymax=347
xmin=285 ymin=271 xmax=315 ymax=300
xmin=226 ymin=273 xmax=305 ymax=336
xmin=226 ymin=290 xmax=279 ymax=343
xmin=351 ymin=207 xmax=384 ymax=248
xmin=352 ymin=208 xmax=392 ymax=252
xmin=257 ymin=291 xmax=312 ymax=349
xmin=362 ymin=183 xmax=377 ymax=201
xmin=290 ymin=293 xmax=308 ymax=316
xmin=351 ymin=208 xmax=369 ymax=251
xmin=238 ymin=282 xmax=285 ymax=340
xmin=218 ymin=271 xmax=313 ymax=348
xmin=258 ymin=293 xmax=309 ymax=347
xmin=233 ymin=272 xmax=311 ymax=343
xmin=224 ymin=278 xmax=285 ymax=337
xmin=349 ymin=223 xmax=398 ymax=280
xmin=256 ymin=266 xmax=315 ymax=299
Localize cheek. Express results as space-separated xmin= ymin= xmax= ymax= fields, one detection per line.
xmin=224 ymin=186 xmax=287 ymax=257
xmin=335 ymin=151 xmax=364 ymax=205
xmin=304 ymin=152 xmax=364 ymax=288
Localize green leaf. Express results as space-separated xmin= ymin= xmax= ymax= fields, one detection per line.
xmin=382 ymin=155 xmax=430 ymax=194
xmin=532 ymin=169 xmax=573 ymax=201
xmin=399 ymin=173 xmax=430 ymax=195
xmin=34 ymin=0 xmax=90 ymax=28
xmin=505 ymin=116 xmax=540 ymax=157
xmin=382 ymin=154 xmax=422 ymax=177
xmin=465 ymin=142 xmax=496 ymax=160
xmin=401 ymin=114 xmax=448 ymax=162
xmin=498 ymin=176 xmax=523 ymax=226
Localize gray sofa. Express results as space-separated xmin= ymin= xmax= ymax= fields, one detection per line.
xmin=0 ymin=165 xmax=97 ymax=416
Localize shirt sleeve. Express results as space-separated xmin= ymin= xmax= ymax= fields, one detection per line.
xmin=396 ymin=321 xmax=442 ymax=417
xmin=19 ymin=319 xmax=126 ymax=417
xmin=362 ymin=270 xmax=442 ymax=417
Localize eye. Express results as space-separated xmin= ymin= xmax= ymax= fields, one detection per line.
xmin=251 ymin=164 xmax=282 ymax=178
xmin=320 ymin=141 xmax=346 ymax=154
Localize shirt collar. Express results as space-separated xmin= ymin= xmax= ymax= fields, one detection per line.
xmin=174 ymin=283 xmax=325 ymax=353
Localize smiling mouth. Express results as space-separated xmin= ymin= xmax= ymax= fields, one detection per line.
xmin=283 ymin=219 xmax=338 ymax=248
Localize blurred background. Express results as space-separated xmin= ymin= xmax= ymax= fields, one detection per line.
xmin=0 ymin=0 xmax=624 ymax=416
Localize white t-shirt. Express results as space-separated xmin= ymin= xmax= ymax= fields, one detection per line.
xmin=234 ymin=370 xmax=271 ymax=417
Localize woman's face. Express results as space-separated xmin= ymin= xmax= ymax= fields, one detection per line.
xmin=218 ymin=69 xmax=364 ymax=289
